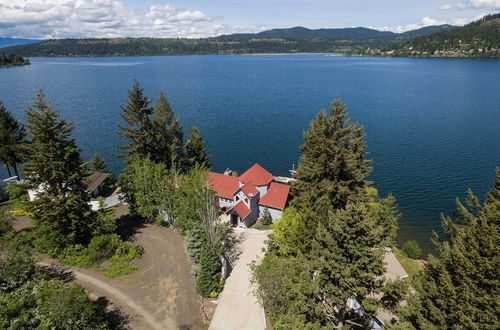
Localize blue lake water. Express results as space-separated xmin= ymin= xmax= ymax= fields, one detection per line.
xmin=1 ymin=55 xmax=499 ymax=254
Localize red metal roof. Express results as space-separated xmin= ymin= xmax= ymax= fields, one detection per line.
xmin=258 ymin=182 xmax=290 ymax=210
xmin=233 ymin=201 xmax=251 ymax=219
xmin=239 ymin=163 xmax=274 ymax=186
xmin=208 ymin=172 xmax=240 ymax=199
xmin=240 ymin=181 xmax=259 ymax=196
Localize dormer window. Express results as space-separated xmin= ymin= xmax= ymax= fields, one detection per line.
xmin=235 ymin=196 xmax=240 ymax=201
xmin=245 ymin=198 xmax=248 ymax=203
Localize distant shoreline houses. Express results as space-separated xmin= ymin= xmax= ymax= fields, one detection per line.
xmin=209 ymin=163 xmax=291 ymax=228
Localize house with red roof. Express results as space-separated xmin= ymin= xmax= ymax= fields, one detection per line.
xmin=209 ymin=163 xmax=290 ymax=227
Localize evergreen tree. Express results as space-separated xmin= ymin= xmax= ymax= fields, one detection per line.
xmin=196 ymin=243 xmax=221 ymax=297
xmin=260 ymin=206 xmax=273 ymax=226
xmin=23 ymin=91 xmax=94 ymax=248
xmin=291 ymin=98 xmax=371 ymax=216
xmin=367 ymin=191 xmax=401 ymax=248
xmin=251 ymin=254 xmax=325 ymax=329
xmin=402 ymin=168 xmax=500 ymax=329
xmin=0 ymin=102 xmax=25 ymax=177
xmin=184 ymin=227 xmax=205 ymax=264
xmin=184 ymin=126 xmax=210 ymax=170
xmin=89 ymin=152 xmax=116 ymax=187
xmin=116 ymin=81 xmax=154 ymax=162
xmin=151 ymin=92 xmax=184 ymax=167
xmin=312 ymin=201 xmax=385 ymax=327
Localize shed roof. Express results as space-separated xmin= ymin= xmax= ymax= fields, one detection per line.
xmin=85 ymin=172 xmax=110 ymax=193
xmin=258 ymin=182 xmax=290 ymax=210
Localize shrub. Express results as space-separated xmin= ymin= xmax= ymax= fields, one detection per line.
xmin=196 ymin=244 xmax=221 ymax=297
xmin=87 ymin=234 xmax=122 ymax=262
xmin=104 ymin=244 xmax=142 ymax=277
xmin=6 ymin=184 xmax=28 ymax=200
xmin=105 ymin=260 xmax=137 ymax=278
xmin=0 ymin=244 xmax=36 ymax=292
xmin=402 ymin=240 xmax=422 ymax=259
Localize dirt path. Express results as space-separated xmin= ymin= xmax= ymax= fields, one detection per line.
xmin=8 ymin=205 xmax=205 ymax=329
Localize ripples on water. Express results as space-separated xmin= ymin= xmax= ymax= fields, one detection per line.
xmin=0 ymin=55 xmax=499 ymax=255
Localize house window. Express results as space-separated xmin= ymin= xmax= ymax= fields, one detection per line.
xmin=235 ymin=196 xmax=239 ymax=201
xmin=245 ymin=198 xmax=248 ymax=203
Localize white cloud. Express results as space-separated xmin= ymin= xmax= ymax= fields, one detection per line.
xmin=0 ymin=0 xmax=259 ymax=38
xmin=371 ymin=13 xmax=489 ymax=33
xmin=439 ymin=0 xmax=500 ymax=10
xmin=372 ymin=17 xmax=447 ymax=33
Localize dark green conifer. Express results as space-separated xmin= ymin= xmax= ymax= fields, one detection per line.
xmin=0 ymin=102 xmax=25 ymax=177
xmin=402 ymin=168 xmax=500 ymax=329
xmin=23 ymin=91 xmax=94 ymax=248
xmin=116 ymin=81 xmax=154 ymax=162
xmin=184 ymin=126 xmax=210 ymax=170
xmin=196 ymin=243 xmax=221 ymax=297
xmin=312 ymin=201 xmax=384 ymax=327
xmin=151 ymin=92 xmax=184 ymax=167
xmin=260 ymin=206 xmax=273 ymax=226
xmin=291 ymin=98 xmax=371 ymax=216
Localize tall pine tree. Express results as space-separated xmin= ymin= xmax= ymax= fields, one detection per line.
xmin=151 ymin=92 xmax=184 ymax=167
xmin=291 ymin=98 xmax=371 ymax=216
xmin=312 ymin=201 xmax=385 ymax=328
xmin=23 ymin=91 xmax=95 ymax=249
xmin=184 ymin=126 xmax=210 ymax=170
xmin=116 ymin=81 xmax=154 ymax=162
xmin=0 ymin=102 xmax=25 ymax=177
xmin=402 ymin=168 xmax=500 ymax=329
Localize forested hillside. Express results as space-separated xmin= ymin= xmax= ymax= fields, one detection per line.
xmin=373 ymin=13 xmax=500 ymax=57
xmin=1 ymin=25 xmax=452 ymax=57
xmin=0 ymin=53 xmax=29 ymax=67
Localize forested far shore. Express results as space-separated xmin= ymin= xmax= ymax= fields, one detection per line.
xmin=365 ymin=13 xmax=500 ymax=57
xmin=0 ymin=25 xmax=454 ymax=57
xmin=0 ymin=53 xmax=30 ymax=67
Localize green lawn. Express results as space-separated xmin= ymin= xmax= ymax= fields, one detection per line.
xmin=394 ymin=248 xmax=423 ymax=278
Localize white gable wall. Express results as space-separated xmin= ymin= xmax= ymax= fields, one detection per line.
xmin=256 ymin=185 xmax=268 ymax=197
xmin=258 ymin=205 xmax=283 ymax=222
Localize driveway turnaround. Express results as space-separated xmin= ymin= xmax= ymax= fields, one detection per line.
xmin=210 ymin=229 xmax=269 ymax=330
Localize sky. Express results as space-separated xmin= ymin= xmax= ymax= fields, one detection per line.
xmin=0 ymin=0 xmax=499 ymax=39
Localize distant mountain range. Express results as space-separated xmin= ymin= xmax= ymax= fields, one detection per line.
xmin=0 ymin=24 xmax=456 ymax=57
xmin=0 ymin=37 xmax=42 ymax=49
xmin=220 ymin=25 xmax=454 ymax=40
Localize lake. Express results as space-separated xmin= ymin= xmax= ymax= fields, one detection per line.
xmin=1 ymin=55 xmax=499 ymax=254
